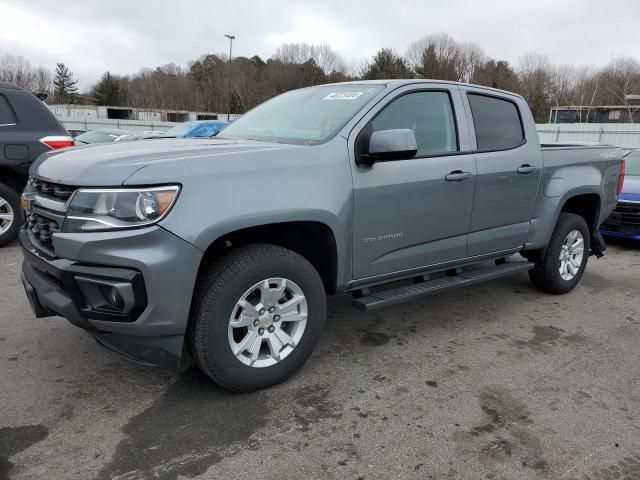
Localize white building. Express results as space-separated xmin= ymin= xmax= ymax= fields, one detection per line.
xmin=48 ymin=104 xmax=223 ymax=122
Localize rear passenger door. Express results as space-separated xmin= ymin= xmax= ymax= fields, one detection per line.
xmin=0 ymin=92 xmax=19 ymax=169
xmin=461 ymin=88 xmax=542 ymax=256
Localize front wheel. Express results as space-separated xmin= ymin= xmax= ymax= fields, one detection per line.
xmin=528 ymin=213 xmax=590 ymax=294
xmin=0 ymin=183 xmax=21 ymax=248
xmin=189 ymin=244 xmax=326 ymax=392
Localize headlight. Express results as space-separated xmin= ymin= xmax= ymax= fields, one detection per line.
xmin=63 ymin=185 xmax=180 ymax=232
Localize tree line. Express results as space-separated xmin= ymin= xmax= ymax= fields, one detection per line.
xmin=2 ymin=33 xmax=640 ymax=122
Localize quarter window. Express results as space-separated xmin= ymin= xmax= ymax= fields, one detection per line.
xmin=467 ymin=93 xmax=524 ymax=151
xmin=370 ymin=91 xmax=458 ymax=156
xmin=0 ymin=95 xmax=17 ymax=125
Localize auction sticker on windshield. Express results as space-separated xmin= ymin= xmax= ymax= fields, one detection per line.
xmin=324 ymin=91 xmax=364 ymax=100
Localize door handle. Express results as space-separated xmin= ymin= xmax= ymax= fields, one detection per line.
xmin=517 ymin=164 xmax=537 ymax=174
xmin=445 ymin=171 xmax=472 ymax=181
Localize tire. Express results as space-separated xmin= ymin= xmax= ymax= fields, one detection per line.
xmin=189 ymin=243 xmax=326 ymax=392
xmin=0 ymin=182 xmax=21 ymax=248
xmin=528 ymin=213 xmax=590 ymax=294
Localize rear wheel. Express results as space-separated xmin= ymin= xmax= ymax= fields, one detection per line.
xmin=190 ymin=243 xmax=326 ymax=392
xmin=0 ymin=183 xmax=21 ymax=247
xmin=528 ymin=213 xmax=590 ymax=294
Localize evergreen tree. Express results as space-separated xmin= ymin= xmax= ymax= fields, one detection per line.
xmin=90 ymin=71 xmax=121 ymax=105
xmin=361 ymin=49 xmax=412 ymax=80
xmin=52 ymin=63 xmax=78 ymax=104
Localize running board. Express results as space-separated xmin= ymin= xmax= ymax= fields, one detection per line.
xmin=351 ymin=261 xmax=534 ymax=311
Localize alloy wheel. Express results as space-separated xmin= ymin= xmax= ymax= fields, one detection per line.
xmin=0 ymin=196 xmax=14 ymax=235
xmin=228 ymin=278 xmax=308 ymax=368
xmin=559 ymin=229 xmax=584 ymax=281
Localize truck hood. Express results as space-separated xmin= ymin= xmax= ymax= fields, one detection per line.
xmin=31 ymin=138 xmax=299 ymax=186
xmin=620 ymin=175 xmax=640 ymax=202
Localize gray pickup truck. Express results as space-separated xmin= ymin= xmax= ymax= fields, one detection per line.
xmin=20 ymin=80 xmax=624 ymax=391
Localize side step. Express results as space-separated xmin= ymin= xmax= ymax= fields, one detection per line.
xmin=352 ymin=260 xmax=534 ymax=311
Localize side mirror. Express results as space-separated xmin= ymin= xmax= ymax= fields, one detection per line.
xmin=359 ymin=129 xmax=418 ymax=164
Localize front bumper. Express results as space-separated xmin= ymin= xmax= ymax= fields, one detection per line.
xmin=600 ymin=200 xmax=640 ymax=240
xmin=20 ymin=225 xmax=203 ymax=369
xmin=600 ymin=228 xmax=640 ymax=241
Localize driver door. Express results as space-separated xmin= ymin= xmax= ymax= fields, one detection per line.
xmin=349 ymin=85 xmax=476 ymax=280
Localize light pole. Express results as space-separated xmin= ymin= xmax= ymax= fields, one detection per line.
xmin=224 ymin=34 xmax=235 ymax=121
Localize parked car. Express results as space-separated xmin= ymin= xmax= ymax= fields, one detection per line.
xmin=163 ymin=120 xmax=228 ymax=138
xmin=114 ymin=131 xmax=165 ymax=142
xmin=74 ymin=128 xmax=132 ymax=144
xmin=20 ymin=80 xmax=624 ymax=391
xmin=0 ymin=81 xmax=73 ymax=246
xmin=601 ymin=148 xmax=640 ymax=240
xmin=67 ymin=129 xmax=87 ymax=138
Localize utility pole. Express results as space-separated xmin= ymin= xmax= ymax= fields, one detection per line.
xmin=224 ymin=34 xmax=235 ymax=122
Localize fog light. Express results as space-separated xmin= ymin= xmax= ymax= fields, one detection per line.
xmin=107 ymin=287 xmax=124 ymax=310
xmin=75 ymin=276 xmax=135 ymax=315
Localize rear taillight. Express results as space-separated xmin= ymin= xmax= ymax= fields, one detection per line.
xmin=617 ymin=158 xmax=626 ymax=195
xmin=40 ymin=135 xmax=74 ymax=150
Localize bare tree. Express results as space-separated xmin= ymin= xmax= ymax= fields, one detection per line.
xmin=33 ymin=66 xmax=53 ymax=94
xmin=406 ymin=33 xmax=467 ymax=81
xmin=0 ymin=55 xmax=54 ymax=94
xmin=312 ymin=43 xmax=346 ymax=74
xmin=599 ymin=57 xmax=640 ymax=122
xmin=517 ymin=53 xmax=553 ymax=122
xmin=273 ymin=43 xmax=345 ymax=74
xmin=458 ymin=42 xmax=486 ymax=83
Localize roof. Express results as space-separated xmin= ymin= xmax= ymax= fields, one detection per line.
xmin=319 ymin=79 xmax=525 ymax=100
xmin=0 ymin=81 xmax=22 ymax=90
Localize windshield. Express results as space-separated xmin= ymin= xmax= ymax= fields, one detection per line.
xmin=625 ymin=150 xmax=640 ymax=176
xmin=164 ymin=123 xmax=193 ymax=137
xmin=164 ymin=121 xmax=226 ymax=137
xmin=75 ymin=130 xmax=126 ymax=144
xmin=220 ymin=84 xmax=384 ymax=145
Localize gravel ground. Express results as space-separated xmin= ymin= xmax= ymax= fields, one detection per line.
xmin=1 ymin=238 xmax=639 ymax=480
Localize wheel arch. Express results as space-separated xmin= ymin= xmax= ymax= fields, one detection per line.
xmin=0 ymin=166 xmax=26 ymax=192
xmin=525 ymin=187 xmax=603 ymax=252
xmin=559 ymin=192 xmax=602 ymax=234
xmin=194 ymin=220 xmax=341 ymax=295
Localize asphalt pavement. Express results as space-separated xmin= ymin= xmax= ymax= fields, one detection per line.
xmin=1 ymin=238 xmax=639 ymax=480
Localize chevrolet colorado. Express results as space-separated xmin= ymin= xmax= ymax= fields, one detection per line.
xmin=20 ymin=80 xmax=624 ymax=392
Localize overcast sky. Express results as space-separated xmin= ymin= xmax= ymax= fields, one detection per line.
xmin=2 ymin=0 xmax=639 ymax=89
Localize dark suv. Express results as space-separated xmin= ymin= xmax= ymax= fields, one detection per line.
xmin=0 ymin=82 xmax=73 ymax=246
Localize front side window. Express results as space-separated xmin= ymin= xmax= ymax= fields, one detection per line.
xmin=370 ymin=91 xmax=458 ymax=157
xmin=625 ymin=151 xmax=640 ymax=176
xmin=467 ymin=93 xmax=524 ymax=151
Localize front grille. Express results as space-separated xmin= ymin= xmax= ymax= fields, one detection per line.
xmin=602 ymin=200 xmax=640 ymax=232
xmin=616 ymin=201 xmax=640 ymax=226
xmin=26 ymin=211 xmax=61 ymax=246
xmin=29 ymin=177 xmax=76 ymax=200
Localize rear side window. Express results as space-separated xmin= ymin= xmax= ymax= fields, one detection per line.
xmin=0 ymin=94 xmax=17 ymax=125
xmin=371 ymin=91 xmax=458 ymax=156
xmin=467 ymin=93 xmax=524 ymax=151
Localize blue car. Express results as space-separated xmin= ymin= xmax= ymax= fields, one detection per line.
xmin=163 ymin=120 xmax=229 ymax=138
xmin=601 ymin=148 xmax=640 ymax=240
